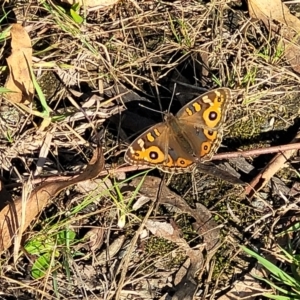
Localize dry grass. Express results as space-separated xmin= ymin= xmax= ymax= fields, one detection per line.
xmin=1 ymin=0 xmax=300 ymax=299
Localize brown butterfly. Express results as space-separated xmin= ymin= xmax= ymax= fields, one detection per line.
xmin=125 ymin=88 xmax=231 ymax=173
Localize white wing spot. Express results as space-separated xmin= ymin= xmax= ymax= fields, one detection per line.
xmin=137 ymin=138 xmax=145 ymax=150
xmin=202 ymin=95 xmax=213 ymax=105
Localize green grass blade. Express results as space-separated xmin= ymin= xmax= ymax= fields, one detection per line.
xmin=252 ymin=273 xmax=297 ymax=295
xmin=27 ymin=64 xmax=51 ymax=116
xmin=263 ymin=294 xmax=300 ymax=300
xmin=241 ymin=246 xmax=300 ymax=289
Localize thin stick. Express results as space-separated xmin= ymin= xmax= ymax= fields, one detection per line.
xmin=6 ymin=143 xmax=300 ymax=189
xmin=212 ymin=143 xmax=300 ymax=160
xmin=244 ymin=132 xmax=300 ymax=198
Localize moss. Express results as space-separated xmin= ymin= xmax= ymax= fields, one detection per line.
xmin=38 ymin=71 xmax=61 ymax=100
xmin=229 ymin=114 xmax=268 ymax=140
xmin=144 ymin=236 xmax=186 ymax=269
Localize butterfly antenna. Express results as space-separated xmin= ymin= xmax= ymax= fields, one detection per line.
xmin=138 ymin=103 xmax=162 ymax=115
xmin=167 ymin=83 xmax=177 ymax=113
xmin=138 ymin=83 xmax=177 ymax=118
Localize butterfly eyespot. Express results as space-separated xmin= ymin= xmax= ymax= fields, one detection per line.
xmin=207 ymin=130 xmax=214 ymax=136
xmin=209 ymin=111 xmax=218 ymax=121
xmin=150 ymin=151 xmax=159 ymax=160
xmin=176 ymin=158 xmax=191 ymax=167
xmin=203 ymin=145 xmax=209 ymax=151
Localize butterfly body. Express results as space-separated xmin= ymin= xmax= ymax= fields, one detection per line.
xmin=124 ymin=88 xmax=231 ymax=173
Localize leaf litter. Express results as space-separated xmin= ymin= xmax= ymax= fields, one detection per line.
xmin=0 ymin=146 xmax=104 ymax=253
xmin=1 ymin=1 xmax=300 ymax=299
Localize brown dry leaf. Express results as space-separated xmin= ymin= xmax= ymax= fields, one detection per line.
xmin=83 ymin=227 xmax=105 ymax=252
xmin=0 ymin=146 xmax=104 ymax=253
xmin=4 ymin=24 xmax=34 ymax=104
xmin=60 ymin=0 xmax=118 ymax=9
xmin=75 ymin=177 xmax=112 ymax=197
xmin=94 ymin=235 xmax=126 ymax=266
xmin=145 ymin=220 xmax=189 ymax=248
xmin=248 ymin=0 xmax=300 ymax=29
xmin=248 ymin=0 xmax=300 ymax=73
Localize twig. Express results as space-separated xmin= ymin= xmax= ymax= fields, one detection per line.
xmin=245 ymin=132 xmax=300 ymax=198
xmin=212 ymin=143 xmax=300 ymax=160
xmin=5 ymin=142 xmax=300 ymax=189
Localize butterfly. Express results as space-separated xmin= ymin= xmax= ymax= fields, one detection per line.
xmin=124 ymin=88 xmax=231 ymax=173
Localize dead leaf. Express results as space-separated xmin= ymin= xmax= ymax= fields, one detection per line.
xmin=75 ymin=177 xmax=112 ymax=197
xmin=0 ymin=146 xmax=104 ymax=253
xmin=60 ymin=0 xmax=119 ymax=9
xmin=248 ymin=0 xmax=300 ymax=29
xmin=248 ymin=0 xmax=300 ymax=73
xmin=4 ymin=24 xmax=34 ymax=104
xmin=94 ymin=235 xmax=126 ymax=266
xmin=145 ymin=220 xmax=189 ymax=248
xmin=83 ymin=227 xmax=105 ymax=252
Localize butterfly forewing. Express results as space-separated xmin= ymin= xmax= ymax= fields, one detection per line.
xmin=176 ymin=88 xmax=231 ymax=130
